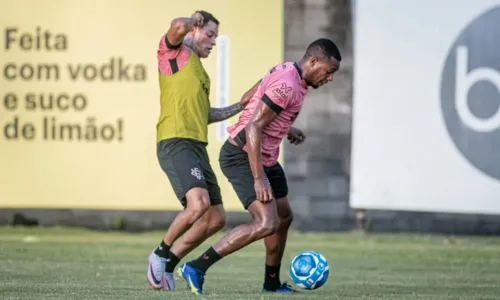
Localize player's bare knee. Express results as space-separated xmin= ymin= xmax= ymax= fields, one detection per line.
xmin=185 ymin=192 xmax=210 ymax=221
xmin=254 ymin=217 xmax=279 ymax=238
xmin=280 ymin=211 xmax=293 ymax=229
xmin=189 ymin=201 xmax=210 ymax=220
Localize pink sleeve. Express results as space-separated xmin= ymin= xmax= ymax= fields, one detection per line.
xmin=157 ymin=34 xmax=182 ymax=60
xmin=157 ymin=34 xmax=181 ymax=74
xmin=261 ymin=74 xmax=295 ymax=113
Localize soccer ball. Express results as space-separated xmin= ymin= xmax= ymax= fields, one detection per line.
xmin=289 ymin=251 xmax=329 ymax=290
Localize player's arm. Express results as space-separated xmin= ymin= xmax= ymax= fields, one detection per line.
xmin=246 ymin=101 xmax=277 ymax=201
xmin=246 ymin=101 xmax=277 ymax=181
xmin=247 ymin=76 xmax=294 ymax=201
xmin=166 ymin=12 xmax=204 ymax=48
xmin=246 ymin=90 xmax=288 ymax=202
xmin=208 ymin=80 xmax=261 ymax=124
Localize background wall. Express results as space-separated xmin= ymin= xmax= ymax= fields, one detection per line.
xmin=284 ymin=0 xmax=354 ymax=231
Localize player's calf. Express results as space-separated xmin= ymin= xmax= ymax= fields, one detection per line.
xmin=205 ymin=208 xmax=226 ymax=235
xmin=263 ymin=198 xmax=294 ymax=291
xmin=263 ymin=213 xmax=292 ymax=268
xmin=166 ymin=205 xmax=226 ymax=273
xmin=161 ymin=188 xmax=210 ymax=248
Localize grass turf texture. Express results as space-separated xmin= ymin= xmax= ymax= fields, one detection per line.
xmin=1 ymin=227 xmax=499 ymax=299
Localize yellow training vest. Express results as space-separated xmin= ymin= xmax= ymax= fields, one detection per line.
xmin=156 ymin=49 xmax=211 ymax=144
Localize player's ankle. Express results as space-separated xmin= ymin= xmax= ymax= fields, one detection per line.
xmin=189 ymin=247 xmax=222 ymax=273
xmin=263 ymin=264 xmax=281 ymax=290
xmin=165 ymin=251 xmax=180 ymax=272
xmin=154 ymin=240 xmax=171 ymax=259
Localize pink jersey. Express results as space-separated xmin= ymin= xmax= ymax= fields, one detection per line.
xmin=157 ymin=34 xmax=191 ymax=75
xmin=228 ymin=62 xmax=308 ymax=166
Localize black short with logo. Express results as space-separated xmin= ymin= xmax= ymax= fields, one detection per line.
xmin=219 ymin=135 xmax=288 ymax=210
xmin=157 ymin=138 xmax=222 ymax=208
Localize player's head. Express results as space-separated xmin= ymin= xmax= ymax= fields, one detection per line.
xmin=188 ymin=10 xmax=219 ymax=58
xmin=301 ymin=38 xmax=341 ymax=89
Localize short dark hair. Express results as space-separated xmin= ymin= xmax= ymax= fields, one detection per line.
xmin=305 ymin=38 xmax=341 ymax=61
xmin=197 ymin=10 xmax=220 ymax=27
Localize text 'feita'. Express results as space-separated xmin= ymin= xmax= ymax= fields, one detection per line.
xmin=3 ymin=27 xmax=146 ymax=82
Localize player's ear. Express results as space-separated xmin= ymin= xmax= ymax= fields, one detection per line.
xmin=309 ymin=56 xmax=318 ymax=68
xmin=190 ymin=26 xmax=200 ymax=37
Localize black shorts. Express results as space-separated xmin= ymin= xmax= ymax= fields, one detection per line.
xmin=157 ymin=138 xmax=222 ymax=208
xmin=219 ymin=139 xmax=288 ymax=209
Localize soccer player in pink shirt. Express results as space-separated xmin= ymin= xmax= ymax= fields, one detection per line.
xmin=178 ymin=38 xmax=342 ymax=295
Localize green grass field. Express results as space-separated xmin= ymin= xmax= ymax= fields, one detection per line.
xmin=1 ymin=227 xmax=499 ymax=299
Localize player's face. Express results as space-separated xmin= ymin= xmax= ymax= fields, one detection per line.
xmin=306 ymin=56 xmax=339 ymax=89
xmin=192 ymin=21 xmax=218 ymax=58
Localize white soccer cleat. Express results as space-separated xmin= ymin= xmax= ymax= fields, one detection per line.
xmin=147 ymin=250 xmax=168 ymax=290
xmin=162 ymin=272 xmax=176 ymax=291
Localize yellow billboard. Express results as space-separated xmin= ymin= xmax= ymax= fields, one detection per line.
xmin=0 ymin=0 xmax=284 ymax=211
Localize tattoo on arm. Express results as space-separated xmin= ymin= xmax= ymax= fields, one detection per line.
xmin=208 ymin=103 xmax=244 ymax=124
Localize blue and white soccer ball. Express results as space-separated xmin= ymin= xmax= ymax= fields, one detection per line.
xmin=289 ymin=251 xmax=330 ymax=290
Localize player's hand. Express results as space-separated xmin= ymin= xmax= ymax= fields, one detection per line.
xmin=191 ymin=11 xmax=204 ymax=27
xmin=287 ymin=127 xmax=306 ymax=145
xmin=254 ymin=176 xmax=274 ymax=203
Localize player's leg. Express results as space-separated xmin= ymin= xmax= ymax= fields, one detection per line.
xmin=179 ymin=199 xmax=279 ymax=295
xmin=262 ymin=198 xmax=294 ymax=292
xmin=161 ymin=188 xmax=211 ymax=248
xmin=167 ymin=204 xmax=225 ymax=264
xmin=164 ymin=145 xmax=226 ymax=275
xmin=147 ymin=140 xmax=211 ymax=290
xmin=150 ymin=187 xmax=210 ymax=290
xmin=178 ymin=139 xmax=279 ymax=295
xmin=262 ymin=163 xmax=295 ymax=292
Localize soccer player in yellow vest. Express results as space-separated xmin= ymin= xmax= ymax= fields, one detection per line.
xmin=147 ymin=11 xmax=259 ymax=290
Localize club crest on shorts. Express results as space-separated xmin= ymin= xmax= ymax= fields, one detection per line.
xmin=191 ymin=167 xmax=204 ymax=180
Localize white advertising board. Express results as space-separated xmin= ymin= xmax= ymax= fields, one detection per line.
xmin=350 ymin=0 xmax=500 ymax=215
